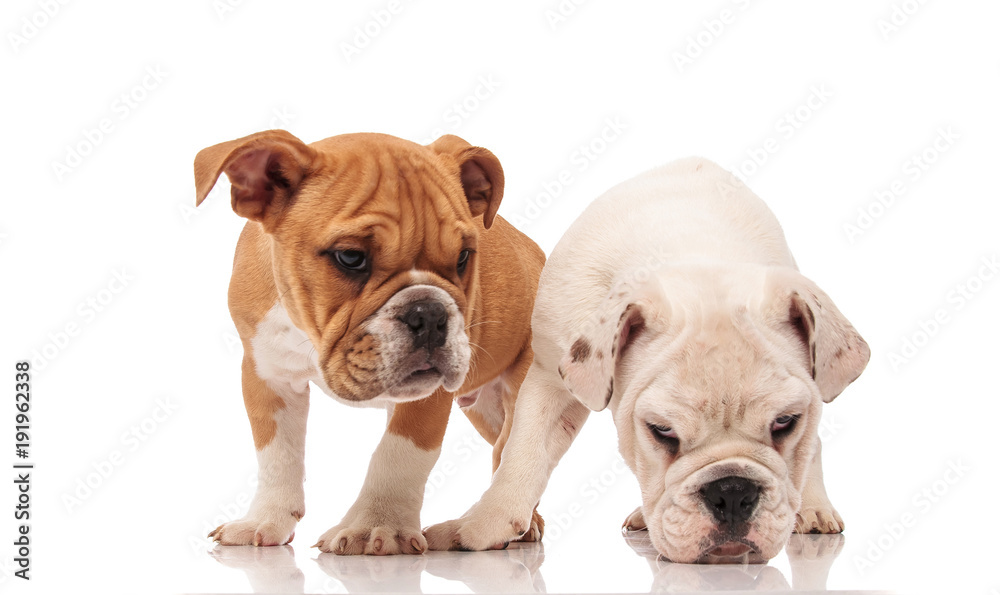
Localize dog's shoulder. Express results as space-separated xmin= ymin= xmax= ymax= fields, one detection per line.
xmin=228 ymin=221 xmax=279 ymax=336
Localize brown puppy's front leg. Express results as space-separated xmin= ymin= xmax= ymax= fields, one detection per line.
xmin=314 ymin=388 xmax=453 ymax=555
xmin=210 ymin=356 xmax=309 ymax=546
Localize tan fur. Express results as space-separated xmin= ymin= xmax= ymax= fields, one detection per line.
xmin=239 ymin=352 xmax=286 ymax=450
xmin=196 ymin=130 xmax=545 ymax=553
xmin=386 ymin=387 xmax=454 ymax=450
xmin=201 ymin=132 xmax=544 ymax=453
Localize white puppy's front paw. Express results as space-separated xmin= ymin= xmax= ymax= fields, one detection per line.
xmin=424 ymin=506 xmax=532 ymax=551
xmin=786 ymin=533 xmax=845 ymax=559
xmin=209 ymin=509 xmax=301 ymax=546
xmin=514 ymin=509 xmax=545 ymax=543
xmin=794 ymin=505 xmax=844 ymax=534
xmin=622 ymin=506 xmax=647 ymax=531
xmin=314 ymin=515 xmax=426 ymax=556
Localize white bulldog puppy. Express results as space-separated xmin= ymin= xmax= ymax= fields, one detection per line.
xmin=425 ymin=158 xmax=869 ymax=563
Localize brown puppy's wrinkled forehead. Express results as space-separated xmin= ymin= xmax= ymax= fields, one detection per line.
xmin=263 ymin=134 xmax=485 ymax=347
xmin=193 ymin=129 xmax=504 ymax=355
xmin=278 ymin=133 xmax=479 ymax=265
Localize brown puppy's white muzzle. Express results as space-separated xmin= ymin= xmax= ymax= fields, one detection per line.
xmin=366 ymin=285 xmax=471 ymax=401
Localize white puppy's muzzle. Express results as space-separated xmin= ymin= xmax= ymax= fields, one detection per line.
xmin=652 ymin=457 xmax=795 ymax=564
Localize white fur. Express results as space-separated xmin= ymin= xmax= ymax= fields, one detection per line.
xmin=364 ymin=284 xmax=471 ymax=399
xmin=253 ymin=301 xmax=379 ymax=408
xmin=209 ymin=307 xmax=313 ymax=546
xmin=426 ymin=158 xmax=867 ymax=561
xmin=215 ymin=296 xmax=461 ymax=549
xmin=456 ymin=375 xmax=507 ymax=435
xmin=316 ymin=433 xmax=440 ymax=555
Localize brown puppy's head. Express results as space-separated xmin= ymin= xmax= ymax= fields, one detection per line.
xmin=559 ymin=264 xmax=869 ymax=563
xmin=194 ymin=130 xmax=504 ymax=402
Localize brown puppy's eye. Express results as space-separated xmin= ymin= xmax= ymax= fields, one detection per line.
xmin=457 ymin=249 xmax=472 ymax=276
xmin=331 ymin=250 xmax=368 ymax=273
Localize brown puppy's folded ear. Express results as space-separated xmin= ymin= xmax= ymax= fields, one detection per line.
xmin=427 ymin=134 xmax=504 ymax=229
xmin=559 ymin=281 xmax=656 ymax=411
xmin=765 ymin=269 xmax=870 ymax=403
xmin=194 ymin=130 xmax=318 ymax=230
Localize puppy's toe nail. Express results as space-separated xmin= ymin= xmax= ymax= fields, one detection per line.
xmin=311 ymin=540 xmax=323 ymax=549
xmin=285 ymin=532 xmax=295 ymax=545
xmin=373 ymin=538 xmax=383 ymax=553
xmin=411 ymin=537 xmax=424 ymax=553
xmin=253 ymin=532 xmax=262 ymax=546
xmin=336 ymin=537 xmax=348 ymax=554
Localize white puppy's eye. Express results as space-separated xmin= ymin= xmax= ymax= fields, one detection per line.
xmin=771 ymin=414 xmax=799 ymax=435
xmin=647 ymin=423 xmax=679 ymax=454
xmin=650 ymin=424 xmax=677 ymax=439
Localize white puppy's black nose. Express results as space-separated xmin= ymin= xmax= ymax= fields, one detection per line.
xmin=402 ymin=300 xmax=448 ymax=351
xmin=700 ymin=476 xmax=760 ymax=526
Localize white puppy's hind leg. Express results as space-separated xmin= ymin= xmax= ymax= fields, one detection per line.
xmin=794 ymin=438 xmax=844 ymax=534
xmin=425 ymin=363 xmax=589 ymax=550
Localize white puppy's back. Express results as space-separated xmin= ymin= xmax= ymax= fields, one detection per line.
xmin=532 ymin=158 xmax=795 ymax=369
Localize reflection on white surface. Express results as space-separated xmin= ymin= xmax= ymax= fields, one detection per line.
xmin=317 ymin=543 xmax=546 ymax=593
xmin=209 ymin=542 xmax=546 ymax=593
xmin=208 ymin=532 xmax=856 ymax=593
xmin=624 ymin=529 xmax=846 ymax=592
xmin=209 ymin=545 xmax=305 ymax=593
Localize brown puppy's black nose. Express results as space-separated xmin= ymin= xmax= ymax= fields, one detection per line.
xmin=700 ymin=476 xmax=760 ymax=526
xmin=402 ymin=300 xmax=448 ymax=351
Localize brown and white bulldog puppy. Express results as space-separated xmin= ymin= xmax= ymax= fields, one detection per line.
xmin=194 ymin=130 xmax=545 ymax=555
xmin=425 ymin=158 xmax=869 ymax=564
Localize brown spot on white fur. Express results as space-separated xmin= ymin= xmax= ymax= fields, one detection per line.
xmin=570 ymin=337 xmax=591 ymax=362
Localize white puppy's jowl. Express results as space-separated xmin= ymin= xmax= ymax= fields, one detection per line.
xmin=425 ymin=158 xmax=869 ymax=564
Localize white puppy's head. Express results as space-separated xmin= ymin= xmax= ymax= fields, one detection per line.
xmin=558 ymin=264 xmax=869 ymax=563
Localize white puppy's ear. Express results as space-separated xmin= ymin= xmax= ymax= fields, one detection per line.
xmin=766 ymin=270 xmax=870 ymax=402
xmin=559 ymin=282 xmax=653 ymax=411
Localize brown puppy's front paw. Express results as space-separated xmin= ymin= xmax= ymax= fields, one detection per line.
xmin=794 ymin=506 xmax=844 ymax=534
xmin=622 ymin=506 xmax=647 ymax=532
xmin=314 ymin=523 xmax=426 ymax=556
xmin=208 ymin=511 xmax=300 ymax=546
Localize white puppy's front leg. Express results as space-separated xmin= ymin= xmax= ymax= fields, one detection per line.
xmin=794 ymin=437 xmax=844 ymax=534
xmin=315 ymin=390 xmax=452 ymax=555
xmin=425 ymin=363 xmax=589 ymax=550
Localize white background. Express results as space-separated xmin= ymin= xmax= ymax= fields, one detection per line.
xmin=2 ymin=1 xmax=998 ymax=593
